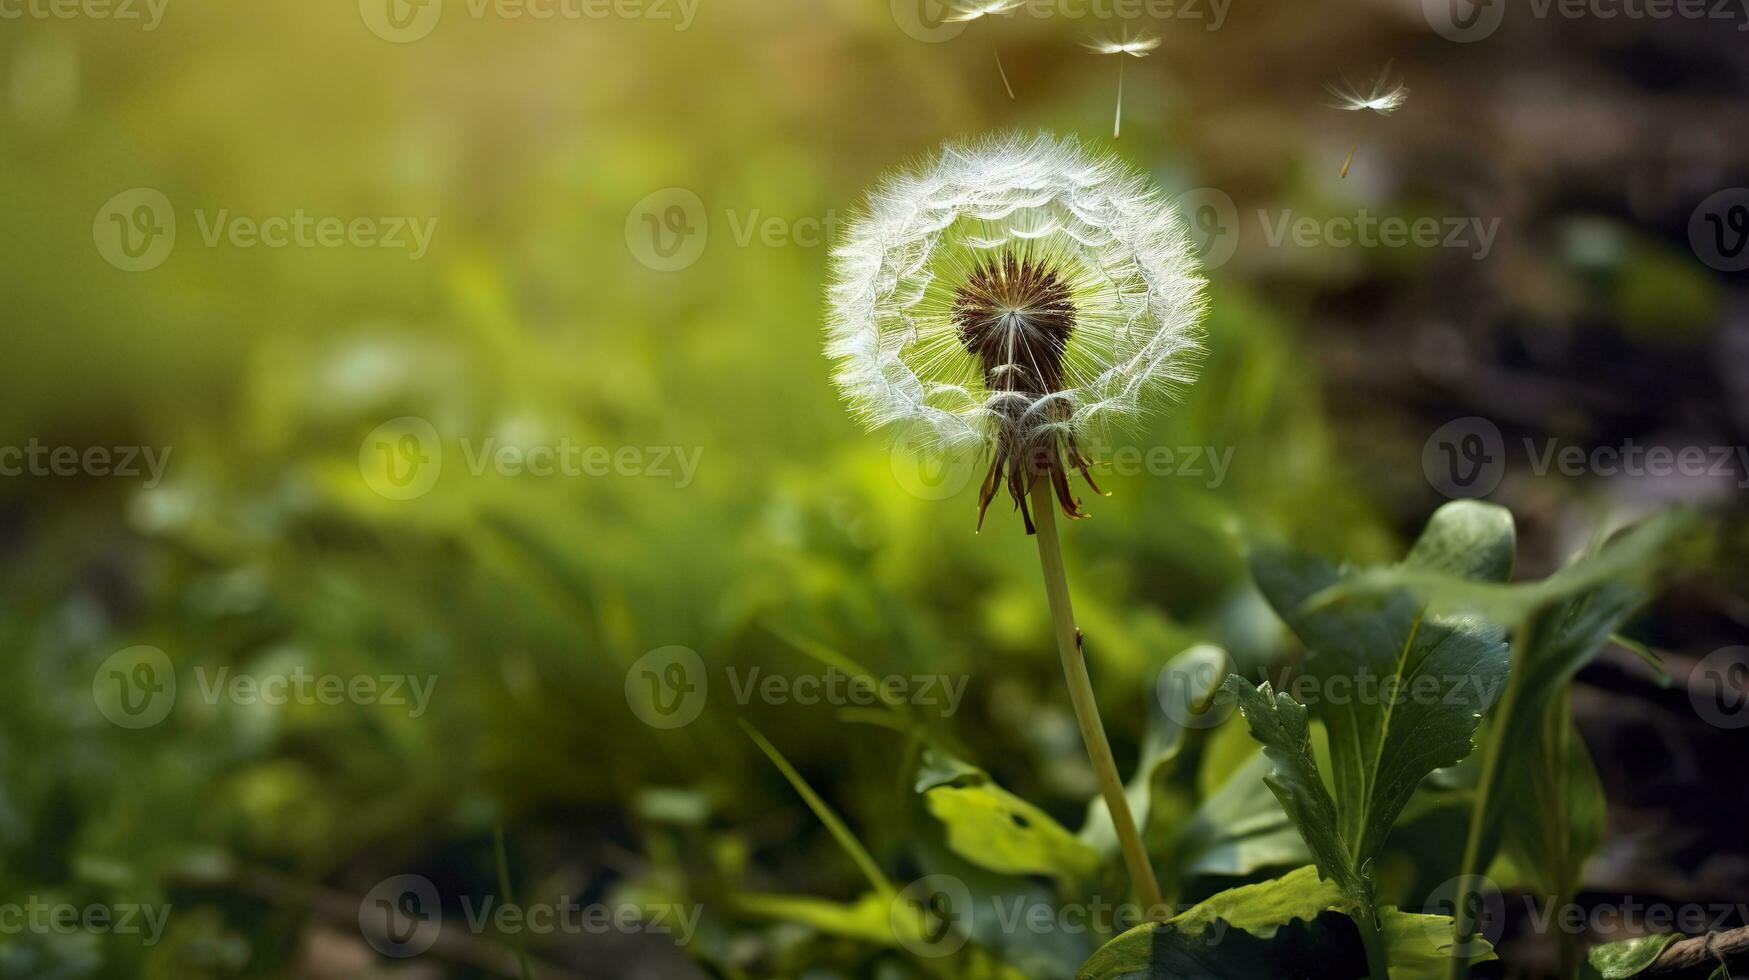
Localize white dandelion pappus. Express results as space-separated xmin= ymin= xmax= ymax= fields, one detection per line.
xmin=1325 ymin=62 xmax=1409 ymax=178
xmin=1083 ymin=31 xmax=1159 ymax=140
xmin=946 ymin=0 xmax=1023 ymax=22
xmin=1324 ymin=66 xmax=1410 ymax=114
xmin=825 ymin=132 xmax=1206 ymax=533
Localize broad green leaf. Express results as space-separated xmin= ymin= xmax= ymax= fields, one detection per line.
xmin=1075 ymin=868 xmax=1353 ymax=980
xmin=1075 ymin=914 xmax=1356 ymax=980
xmin=1177 ymin=748 xmax=1309 ymax=878
xmin=1471 ymin=582 xmax=1644 ymax=885
xmin=1219 ymin=677 xmax=1364 ymax=902
xmin=917 ymin=749 xmax=1102 ymax=882
xmin=1310 ymin=511 xmax=1696 ymax=624
xmin=1082 ymin=644 xmax=1228 ymax=857
xmin=1502 ymin=691 xmax=1604 ymax=905
xmin=1586 ymin=934 xmax=1680 ymax=978
xmin=1251 ymin=500 xmax=1513 ymax=878
xmin=1170 ymin=865 xmax=1344 ymax=939
xmin=1378 ymin=905 xmax=1497 ymax=980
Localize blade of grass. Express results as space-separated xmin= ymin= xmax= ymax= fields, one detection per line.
xmin=739 ymin=719 xmax=894 ymax=895
xmin=493 ymin=821 xmax=536 ymax=980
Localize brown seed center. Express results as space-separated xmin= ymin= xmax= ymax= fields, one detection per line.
xmin=952 ymin=251 xmax=1101 ymax=535
xmin=952 ymin=252 xmax=1076 ymax=400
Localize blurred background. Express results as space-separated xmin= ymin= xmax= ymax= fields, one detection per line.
xmin=1 ymin=0 xmax=1746 ymax=976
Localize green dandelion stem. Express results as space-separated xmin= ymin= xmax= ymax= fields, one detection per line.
xmin=1030 ymin=476 xmax=1164 ymax=914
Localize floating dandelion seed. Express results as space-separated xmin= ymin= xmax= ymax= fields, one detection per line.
xmin=1324 ymin=62 xmax=1409 ymax=178
xmin=948 ymin=0 xmax=1024 ymax=101
xmin=1083 ymin=32 xmax=1158 ymax=140
xmin=825 ymin=132 xmax=1206 ymax=917
xmin=826 ymin=131 xmax=1206 ymax=533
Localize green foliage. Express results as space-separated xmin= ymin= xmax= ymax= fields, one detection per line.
xmin=1585 ymin=934 xmax=1680 ymax=978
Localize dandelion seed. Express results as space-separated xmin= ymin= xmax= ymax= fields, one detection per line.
xmin=1324 ymin=62 xmax=1409 ymax=178
xmin=1083 ymin=32 xmax=1158 ymax=140
xmin=947 ymin=0 xmax=1023 ymax=100
xmin=825 ymin=132 xmax=1206 ymax=533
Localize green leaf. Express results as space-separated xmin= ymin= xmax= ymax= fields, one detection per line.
xmin=1378 ymin=905 xmax=1497 ymax=980
xmin=1585 ymin=934 xmax=1680 ymax=978
xmin=1310 ymin=511 xmax=1696 ymax=624
xmin=1218 ymin=676 xmax=1364 ymax=902
xmin=1170 ymin=865 xmax=1345 ymax=939
xmin=1075 ymin=914 xmax=1357 ymax=980
xmin=1502 ymin=691 xmax=1605 ymax=905
xmin=917 ymin=749 xmax=1102 ymax=882
xmin=1177 ymin=746 xmax=1309 ymax=878
xmin=1075 ymin=867 xmax=1352 ymax=980
xmin=1250 ymin=500 xmax=1514 ymax=879
xmin=1473 ymin=581 xmax=1647 ymax=886
xmin=733 ymin=891 xmax=895 ymax=945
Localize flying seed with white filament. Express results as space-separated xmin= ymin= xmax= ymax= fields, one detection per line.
xmin=1083 ymin=32 xmax=1159 ymax=140
xmin=949 ymin=0 xmax=1025 ymax=100
xmin=1324 ymin=63 xmax=1409 ymax=178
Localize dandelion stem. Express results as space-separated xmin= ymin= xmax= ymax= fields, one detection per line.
xmin=1113 ymin=58 xmax=1125 ymax=140
xmin=993 ymin=44 xmax=1016 ymax=101
xmin=1030 ymin=476 xmax=1164 ymax=914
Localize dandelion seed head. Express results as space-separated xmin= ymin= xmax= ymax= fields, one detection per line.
xmin=824 ymin=132 xmax=1206 ymax=529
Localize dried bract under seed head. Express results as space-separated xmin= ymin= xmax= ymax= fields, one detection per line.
xmin=825 ymin=132 xmax=1206 ymax=533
